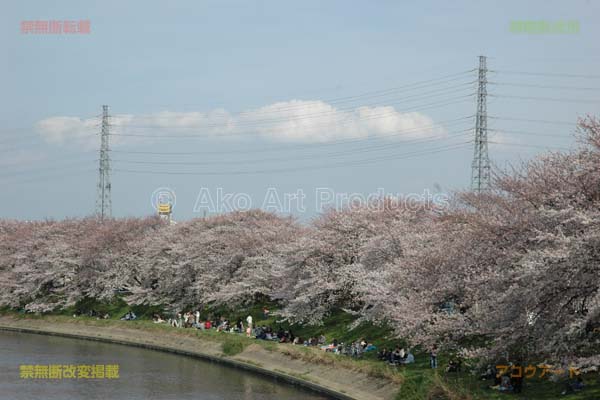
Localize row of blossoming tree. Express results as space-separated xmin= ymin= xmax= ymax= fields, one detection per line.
xmin=1 ymin=118 xmax=599 ymax=368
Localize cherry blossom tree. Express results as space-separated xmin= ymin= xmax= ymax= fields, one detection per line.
xmin=1 ymin=117 xmax=599 ymax=367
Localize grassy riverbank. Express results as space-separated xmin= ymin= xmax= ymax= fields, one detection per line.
xmin=2 ymin=309 xmax=599 ymax=400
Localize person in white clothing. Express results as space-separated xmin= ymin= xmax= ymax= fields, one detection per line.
xmin=246 ymin=315 xmax=253 ymax=336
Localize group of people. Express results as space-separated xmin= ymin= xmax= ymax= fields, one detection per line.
xmin=120 ymin=311 xmax=137 ymax=321
xmin=318 ymin=338 xmax=377 ymax=358
xmin=86 ymin=308 xmax=436 ymax=375
xmin=378 ymin=346 xmax=415 ymax=365
xmin=152 ymin=310 xmax=390 ymax=363
xmin=254 ymin=325 xmax=297 ymax=342
xmin=482 ymin=362 xmax=587 ymax=396
xmin=154 ymin=311 xmax=256 ymax=336
xmin=485 ymin=364 xmax=524 ymax=394
xmin=73 ymin=309 xmax=110 ymax=319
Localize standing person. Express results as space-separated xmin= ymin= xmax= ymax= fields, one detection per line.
xmin=430 ymin=345 xmax=438 ymax=369
xmin=246 ymin=315 xmax=253 ymax=335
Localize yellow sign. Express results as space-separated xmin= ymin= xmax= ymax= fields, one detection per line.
xmin=158 ymin=204 xmax=171 ymax=214
xmin=19 ymin=364 xmax=119 ymax=379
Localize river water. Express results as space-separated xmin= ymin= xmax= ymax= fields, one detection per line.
xmin=0 ymin=331 xmax=329 ymax=400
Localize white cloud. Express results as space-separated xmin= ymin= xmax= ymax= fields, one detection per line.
xmin=36 ymin=100 xmax=446 ymax=146
xmin=488 ymin=129 xmax=518 ymax=146
xmin=36 ymin=116 xmax=97 ymax=143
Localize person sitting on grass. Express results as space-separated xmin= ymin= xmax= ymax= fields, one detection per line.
xmin=400 ymin=350 xmax=415 ymax=364
xmin=389 ymin=346 xmax=401 ymax=365
xmin=255 ymin=327 xmax=267 ymax=340
xmin=490 ymin=371 xmax=513 ymax=392
xmin=378 ymin=347 xmax=389 ymax=361
xmin=152 ymin=314 xmax=165 ymax=323
xmin=446 ymin=358 xmax=462 ymax=373
xmin=186 ymin=313 xmax=196 ymax=329
xmin=318 ymin=334 xmax=326 ymax=345
xmin=562 ymin=376 xmax=585 ymax=395
xmin=480 ymin=364 xmax=496 ymax=381
xmin=500 ymin=375 xmax=513 ymax=392
xmin=120 ymin=311 xmax=136 ymax=321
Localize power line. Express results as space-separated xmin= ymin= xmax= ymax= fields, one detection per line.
xmin=109 ymin=116 xmax=472 ymax=154
xmin=494 ymin=70 xmax=600 ymax=79
xmin=0 ymin=133 xmax=99 ymax=151
xmin=0 ymin=71 xmax=476 ymax=140
xmin=111 ymin=129 xmax=472 ymax=167
xmin=275 ymin=69 xmax=476 ymax=107
xmin=2 ymin=169 xmax=96 ymax=186
xmin=490 ymin=94 xmax=600 ymax=104
xmin=490 ymin=82 xmax=600 ymax=92
xmin=488 ymin=141 xmax=571 ymax=151
xmin=120 ymin=81 xmax=475 ymax=129
xmin=0 ymin=150 xmax=97 ymax=168
xmin=488 ymin=128 xmax=572 ymax=138
xmin=183 ymin=69 xmax=477 ymax=118
xmin=113 ymin=142 xmax=472 ymax=177
xmin=488 ymin=116 xmax=577 ymax=126
xmin=0 ymin=159 xmax=93 ymax=179
xmin=113 ymin=94 xmax=474 ymax=134
xmin=108 ymin=95 xmax=474 ymax=139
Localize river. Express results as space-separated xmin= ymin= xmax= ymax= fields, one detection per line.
xmin=0 ymin=330 xmax=329 ymax=400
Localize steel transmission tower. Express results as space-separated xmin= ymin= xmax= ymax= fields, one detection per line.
xmin=96 ymin=105 xmax=112 ymax=219
xmin=471 ymin=55 xmax=490 ymax=192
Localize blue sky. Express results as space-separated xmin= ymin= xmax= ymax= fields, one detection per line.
xmin=1 ymin=0 xmax=599 ymax=220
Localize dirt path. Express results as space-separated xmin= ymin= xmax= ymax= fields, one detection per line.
xmin=0 ymin=316 xmax=401 ymax=400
